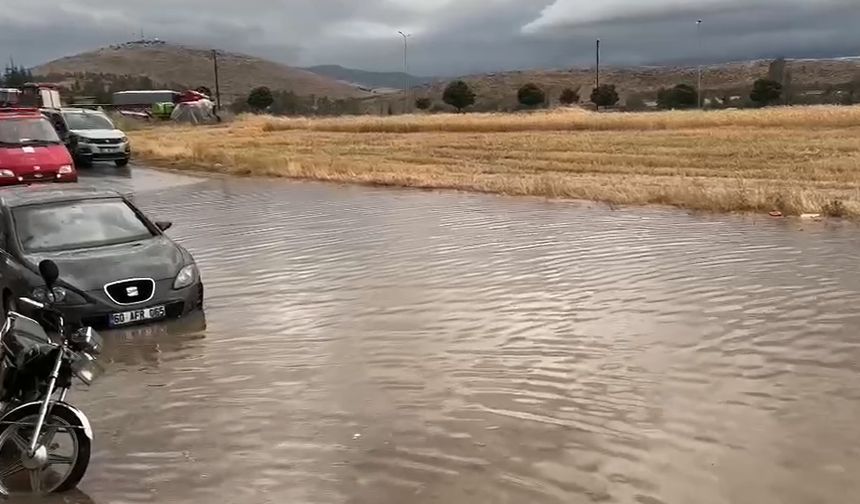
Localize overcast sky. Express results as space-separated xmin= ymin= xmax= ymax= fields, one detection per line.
xmin=1 ymin=0 xmax=858 ymax=76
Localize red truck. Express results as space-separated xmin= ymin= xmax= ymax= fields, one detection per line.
xmin=0 ymin=107 xmax=77 ymax=186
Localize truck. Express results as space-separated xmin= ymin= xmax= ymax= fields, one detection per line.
xmin=16 ymin=83 xmax=63 ymax=110
xmin=111 ymin=90 xmax=182 ymax=120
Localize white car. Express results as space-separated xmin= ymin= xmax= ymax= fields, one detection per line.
xmin=61 ymin=108 xmax=131 ymax=168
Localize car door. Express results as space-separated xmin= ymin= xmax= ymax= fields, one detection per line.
xmin=0 ymin=208 xmax=15 ymax=311
xmin=0 ymin=208 xmax=35 ymax=314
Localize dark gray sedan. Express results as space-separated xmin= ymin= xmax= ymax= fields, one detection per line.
xmin=0 ymin=186 xmax=203 ymax=328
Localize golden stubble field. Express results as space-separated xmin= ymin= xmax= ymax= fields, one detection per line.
xmin=129 ymin=106 xmax=860 ymax=217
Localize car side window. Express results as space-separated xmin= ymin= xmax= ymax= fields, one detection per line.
xmin=50 ymin=113 xmax=68 ymax=140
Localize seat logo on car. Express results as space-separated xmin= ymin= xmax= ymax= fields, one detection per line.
xmin=126 ymin=286 xmax=139 ymax=297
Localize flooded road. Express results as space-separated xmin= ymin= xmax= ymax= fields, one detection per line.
xmin=53 ymin=165 xmax=860 ymax=503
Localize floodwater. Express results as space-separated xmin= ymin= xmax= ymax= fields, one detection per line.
xmin=34 ymin=165 xmax=860 ymax=504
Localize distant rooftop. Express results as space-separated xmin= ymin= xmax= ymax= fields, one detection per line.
xmin=108 ymin=39 xmax=167 ymax=50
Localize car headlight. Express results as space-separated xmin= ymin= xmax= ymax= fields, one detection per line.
xmin=173 ymin=264 xmax=198 ymax=289
xmin=71 ymin=327 xmax=103 ymax=355
xmin=32 ymin=286 xmax=86 ymax=305
xmin=0 ymin=169 xmax=14 ymax=178
xmin=121 ymin=136 xmax=129 ymax=143
xmin=58 ymin=164 xmax=74 ymax=174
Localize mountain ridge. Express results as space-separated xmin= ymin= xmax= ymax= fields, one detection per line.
xmin=33 ymin=41 xmax=371 ymax=101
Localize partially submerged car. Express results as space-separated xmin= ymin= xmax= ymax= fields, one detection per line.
xmin=0 ymin=186 xmax=203 ymax=329
xmin=61 ymin=108 xmax=131 ymax=167
xmin=0 ymin=107 xmax=77 ymax=185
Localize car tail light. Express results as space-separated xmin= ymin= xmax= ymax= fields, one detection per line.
xmin=58 ymin=165 xmax=74 ymax=174
xmin=0 ymin=169 xmax=14 ymax=178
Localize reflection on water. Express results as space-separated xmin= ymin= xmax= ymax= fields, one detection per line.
xmin=12 ymin=489 xmax=95 ymax=504
xmin=99 ymin=311 xmax=207 ymax=367
xmin=67 ymin=169 xmax=860 ymax=504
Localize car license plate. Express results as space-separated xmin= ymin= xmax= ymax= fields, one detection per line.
xmin=110 ymin=305 xmax=166 ymax=327
xmin=100 ymin=146 xmax=119 ymax=152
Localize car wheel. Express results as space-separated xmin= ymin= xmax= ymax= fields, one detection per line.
xmin=115 ymin=158 xmax=130 ymax=168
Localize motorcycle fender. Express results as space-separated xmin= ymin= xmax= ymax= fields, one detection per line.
xmin=0 ymin=401 xmax=93 ymax=440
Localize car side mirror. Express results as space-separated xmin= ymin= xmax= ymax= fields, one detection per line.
xmin=38 ymin=259 xmax=59 ymax=288
xmin=156 ymin=221 xmax=173 ymax=232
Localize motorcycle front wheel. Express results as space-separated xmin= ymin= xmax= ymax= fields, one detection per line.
xmin=0 ymin=406 xmax=91 ymax=495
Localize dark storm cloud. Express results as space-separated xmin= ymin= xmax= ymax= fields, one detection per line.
xmin=0 ymin=0 xmax=856 ymax=76
xmin=522 ymin=0 xmax=860 ymax=67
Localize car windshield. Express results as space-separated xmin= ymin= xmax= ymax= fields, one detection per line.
xmin=0 ymin=117 xmax=61 ymax=145
xmin=62 ymin=113 xmax=114 ymax=131
xmin=13 ymin=198 xmax=155 ymax=253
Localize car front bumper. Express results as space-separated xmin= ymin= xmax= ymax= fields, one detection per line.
xmin=0 ymin=172 xmax=77 ymax=186
xmin=59 ymin=280 xmax=204 ymax=330
xmin=75 ymin=141 xmax=131 ymax=162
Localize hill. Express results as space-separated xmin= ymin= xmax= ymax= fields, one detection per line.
xmin=303 ymin=65 xmax=437 ymax=91
xmin=33 ymin=41 xmax=372 ymax=102
xmin=405 ymin=58 xmax=860 ymax=110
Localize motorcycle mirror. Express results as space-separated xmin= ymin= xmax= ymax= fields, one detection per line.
xmin=38 ymin=259 xmax=60 ymax=288
xmin=71 ymin=326 xmax=103 ymax=355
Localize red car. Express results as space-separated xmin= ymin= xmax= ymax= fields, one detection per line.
xmin=0 ymin=107 xmax=77 ymax=186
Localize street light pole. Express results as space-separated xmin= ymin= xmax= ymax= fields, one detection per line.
xmin=697 ymin=19 xmax=703 ymax=109
xmin=398 ymin=31 xmax=411 ymax=113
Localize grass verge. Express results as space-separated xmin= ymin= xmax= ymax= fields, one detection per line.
xmin=128 ymin=106 xmax=860 ymax=218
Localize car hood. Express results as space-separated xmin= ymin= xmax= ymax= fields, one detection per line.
xmin=71 ymin=129 xmax=124 ymax=140
xmin=0 ymin=144 xmax=72 ymax=170
xmin=23 ymin=237 xmax=186 ymax=292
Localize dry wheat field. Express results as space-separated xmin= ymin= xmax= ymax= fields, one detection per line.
xmin=129 ymin=106 xmax=860 ymax=217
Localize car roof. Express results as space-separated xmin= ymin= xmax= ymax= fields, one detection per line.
xmin=0 ymin=185 xmax=124 ymax=208
xmin=60 ymin=108 xmax=107 ymax=115
xmin=0 ymin=107 xmax=43 ymax=120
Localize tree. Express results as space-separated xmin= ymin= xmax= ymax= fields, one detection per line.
xmin=750 ymin=79 xmax=783 ymax=107
xmin=625 ymin=95 xmax=647 ymax=111
xmin=415 ymin=97 xmax=432 ymax=110
xmin=442 ymin=80 xmax=476 ymax=112
xmin=2 ymin=63 xmax=32 ymax=88
xmin=559 ymin=87 xmax=580 ymax=105
xmin=656 ymin=84 xmax=698 ymax=109
xmin=590 ymin=84 xmax=619 ymax=109
xmin=247 ymin=86 xmax=274 ymax=112
xmin=517 ymin=83 xmax=546 ymax=108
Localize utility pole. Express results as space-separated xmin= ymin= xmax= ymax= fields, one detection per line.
xmin=595 ymin=39 xmax=601 ymax=111
xmin=697 ymin=19 xmax=703 ymax=109
xmin=398 ymin=31 xmax=411 ymax=113
xmin=212 ymin=50 xmax=222 ymax=112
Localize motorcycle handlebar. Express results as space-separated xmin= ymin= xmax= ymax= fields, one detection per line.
xmin=18 ymin=297 xmax=46 ymax=310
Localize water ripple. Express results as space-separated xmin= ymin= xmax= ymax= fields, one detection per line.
xmin=66 ymin=168 xmax=860 ymax=504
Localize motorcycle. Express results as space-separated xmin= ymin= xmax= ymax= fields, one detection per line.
xmin=0 ymin=260 xmax=101 ymax=495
